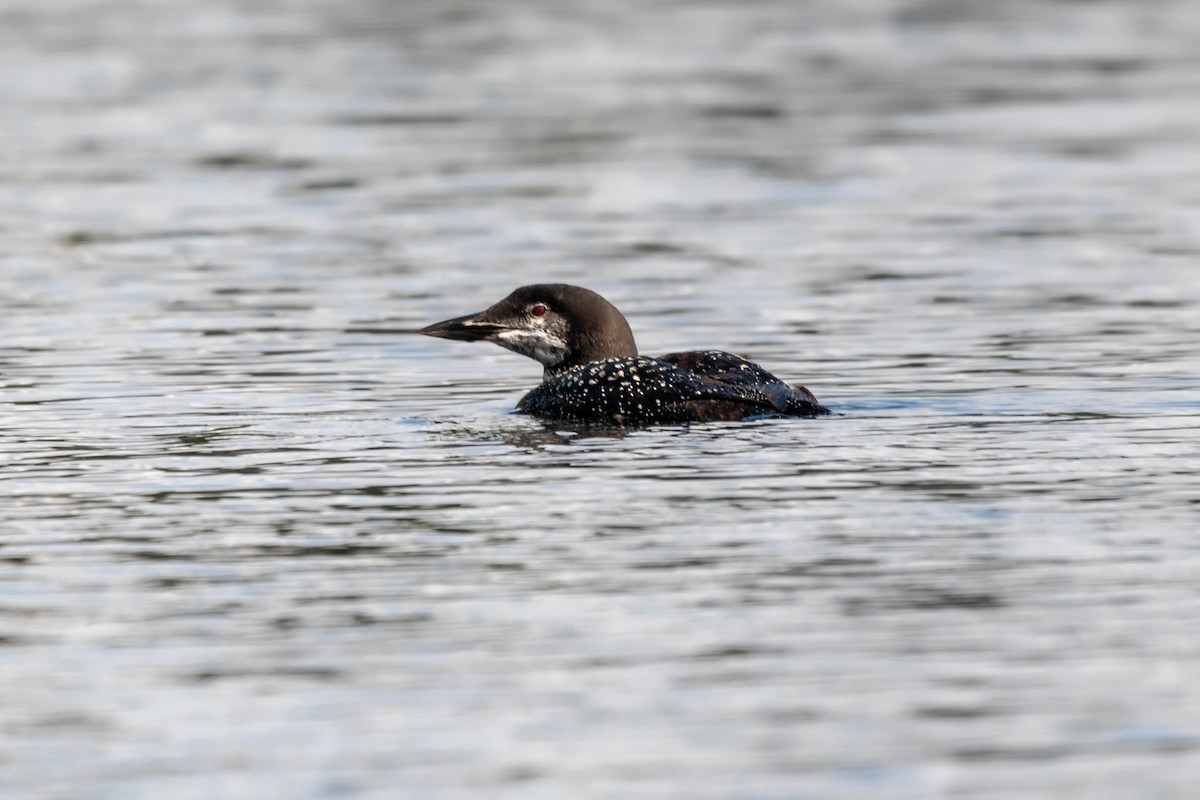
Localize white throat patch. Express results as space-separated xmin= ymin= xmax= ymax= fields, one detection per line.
xmin=495 ymin=329 xmax=569 ymax=369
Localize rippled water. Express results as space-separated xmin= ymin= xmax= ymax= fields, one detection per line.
xmin=3 ymin=0 xmax=1200 ymax=797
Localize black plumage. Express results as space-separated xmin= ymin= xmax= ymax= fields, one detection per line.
xmin=420 ymin=284 xmax=830 ymax=425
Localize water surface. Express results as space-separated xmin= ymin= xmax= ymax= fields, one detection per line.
xmin=2 ymin=0 xmax=1199 ymax=798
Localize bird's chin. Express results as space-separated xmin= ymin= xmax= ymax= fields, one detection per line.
xmin=494 ymin=329 xmax=569 ymax=369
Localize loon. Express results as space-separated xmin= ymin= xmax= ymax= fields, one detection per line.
xmin=419 ymin=284 xmax=831 ymax=425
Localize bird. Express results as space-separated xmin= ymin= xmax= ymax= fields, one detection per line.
xmin=419 ymin=283 xmax=830 ymax=425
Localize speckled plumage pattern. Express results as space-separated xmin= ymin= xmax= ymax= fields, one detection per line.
xmin=420 ymin=283 xmax=831 ymax=426
xmin=517 ymin=350 xmax=829 ymax=425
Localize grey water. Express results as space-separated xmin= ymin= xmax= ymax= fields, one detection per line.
xmin=2 ymin=0 xmax=1199 ymax=797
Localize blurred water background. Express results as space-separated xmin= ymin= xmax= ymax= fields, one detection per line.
xmin=2 ymin=0 xmax=1199 ymax=797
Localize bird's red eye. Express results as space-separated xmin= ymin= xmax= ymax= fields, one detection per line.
xmin=531 ymin=304 xmax=547 ymax=317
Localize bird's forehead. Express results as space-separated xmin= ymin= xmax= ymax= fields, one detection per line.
xmin=506 ymin=286 xmax=561 ymax=307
